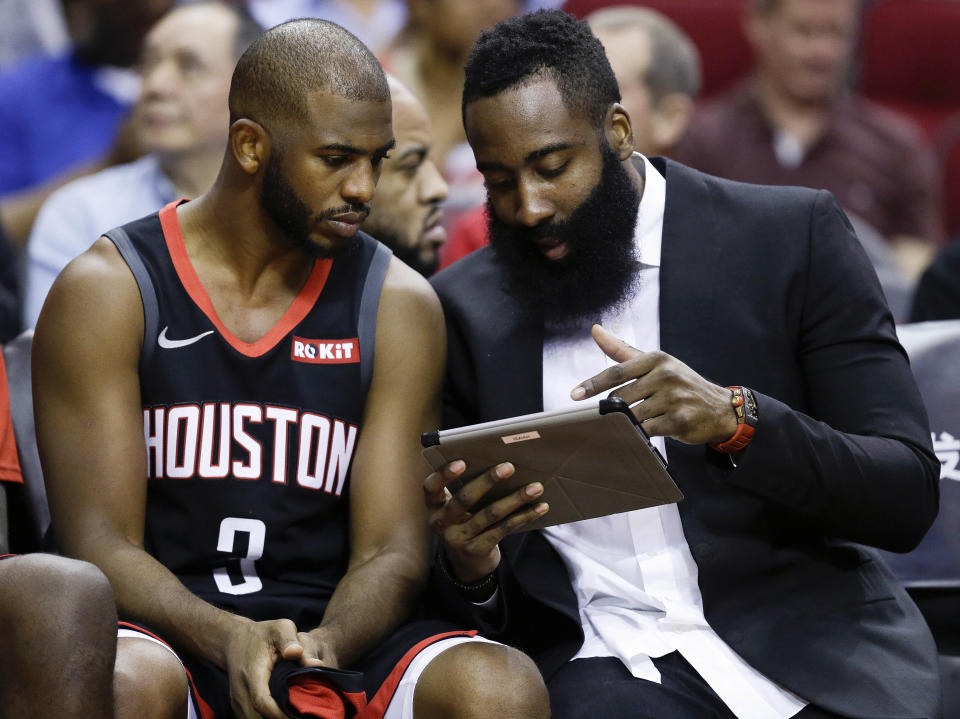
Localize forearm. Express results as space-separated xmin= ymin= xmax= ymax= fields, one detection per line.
xmin=725 ymin=392 xmax=940 ymax=551
xmin=309 ymin=548 xmax=426 ymax=668
xmin=71 ymin=535 xmax=248 ymax=667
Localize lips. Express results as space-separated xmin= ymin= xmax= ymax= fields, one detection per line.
xmin=422 ymin=224 xmax=447 ymax=245
xmin=422 ymin=210 xmax=447 ymax=245
xmin=324 ymin=212 xmax=367 ymax=238
xmin=535 ymin=235 xmax=569 ymax=260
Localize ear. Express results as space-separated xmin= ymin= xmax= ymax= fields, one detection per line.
xmin=229 ymin=118 xmax=270 ymax=176
xmin=650 ymin=93 xmax=695 ymax=153
xmin=604 ymin=103 xmax=635 ymax=161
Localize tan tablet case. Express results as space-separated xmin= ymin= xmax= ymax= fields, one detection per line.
xmin=421 ymin=398 xmax=683 ymax=531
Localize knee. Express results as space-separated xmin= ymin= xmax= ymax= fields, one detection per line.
xmin=1 ymin=554 xmax=116 ymax=636
xmin=115 ymin=638 xmax=189 ymax=719
xmin=414 ymin=642 xmax=550 ymax=719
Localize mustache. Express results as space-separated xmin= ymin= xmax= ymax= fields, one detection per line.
xmin=421 ymin=205 xmax=444 ymax=231
xmin=317 ymin=203 xmax=371 ymax=222
xmin=521 ymin=217 xmax=574 ymax=240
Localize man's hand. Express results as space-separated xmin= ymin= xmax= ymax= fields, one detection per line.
xmin=424 ymin=461 xmax=548 ymax=583
xmin=572 ymin=325 xmax=737 ymax=445
xmin=225 ymin=618 xmax=304 ymax=719
xmin=296 ymin=629 xmax=338 ymax=669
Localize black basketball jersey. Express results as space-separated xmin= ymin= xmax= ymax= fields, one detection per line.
xmin=108 ymin=201 xmax=392 ymax=629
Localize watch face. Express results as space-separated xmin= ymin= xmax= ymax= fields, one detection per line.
xmin=742 ymin=387 xmax=759 ymax=426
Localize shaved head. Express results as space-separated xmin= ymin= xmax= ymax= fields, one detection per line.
xmin=228 ymin=18 xmax=389 ymax=128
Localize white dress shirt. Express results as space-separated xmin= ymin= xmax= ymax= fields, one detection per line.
xmin=540 ymin=154 xmax=806 ymax=719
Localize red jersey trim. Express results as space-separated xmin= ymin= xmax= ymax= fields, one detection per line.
xmin=158 ymin=201 xmax=334 ymax=358
xmin=360 ymin=630 xmax=479 ymax=718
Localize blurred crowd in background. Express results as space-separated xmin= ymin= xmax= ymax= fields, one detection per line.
xmin=2 ymin=0 xmax=960 ymax=342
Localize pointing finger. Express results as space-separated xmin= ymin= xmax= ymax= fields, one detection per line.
xmin=591 ymin=325 xmax=642 ymax=363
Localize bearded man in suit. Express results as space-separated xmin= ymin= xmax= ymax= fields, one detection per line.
xmin=424 ymin=10 xmax=942 ymax=719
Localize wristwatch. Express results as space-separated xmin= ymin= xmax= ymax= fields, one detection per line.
xmin=709 ymin=386 xmax=758 ymax=454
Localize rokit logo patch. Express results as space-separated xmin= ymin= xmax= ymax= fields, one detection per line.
xmin=292 ymin=336 xmax=360 ymax=364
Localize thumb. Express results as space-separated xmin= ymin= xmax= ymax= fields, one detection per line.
xmin=272 ymin=621 xmax=304 ymax=660
xmin=297 ymin=632 xmax=328 ymax=668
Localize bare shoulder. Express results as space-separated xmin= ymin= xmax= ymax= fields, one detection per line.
xmin=378 ymin=257 xmax=444 ymax=337
xmin=34 ymin=236 xmax=143 ymax=365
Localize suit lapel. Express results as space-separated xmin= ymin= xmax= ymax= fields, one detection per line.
xmin=654 ymin=157 xmax=724 ymax=371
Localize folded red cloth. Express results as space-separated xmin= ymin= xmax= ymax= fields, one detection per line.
xmin=270 ymin=660 xmax=367 ymax=719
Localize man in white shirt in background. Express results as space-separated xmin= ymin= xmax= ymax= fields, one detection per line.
xmin=23 ymin=1 xmax=262 ymax=328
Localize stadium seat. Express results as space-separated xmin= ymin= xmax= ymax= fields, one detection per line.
xmin=884 ymin=320 xmax=960 ymax=589
xmin=559 ymin=0 xmax=753 ymax=99
xmin=1 ymin=330 xmax=53 ymax=552
xmin=885 ymin=320 xmax=960 ymax=715
xmin=860 ymin=0 xmax=960 ymax=139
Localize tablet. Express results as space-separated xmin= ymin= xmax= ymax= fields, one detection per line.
xmin=421 ymin=398 xmax=682 ymax=531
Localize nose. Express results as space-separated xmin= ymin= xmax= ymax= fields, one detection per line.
xmin=140 ymin=58 xmax=178 ymax=98
xmin=514 ymin=178 xmax=554 ymax=227
xmin=342 ymin=160 xmax=377 ymax=205
xmin=417 ymin=159 xmax=449 ymax=206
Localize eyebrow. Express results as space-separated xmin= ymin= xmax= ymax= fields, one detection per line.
xmin=397 ymin=146 xmax=427 ymax=162
xmin=320 ymin=139 xmax=396 ymax=156
xmin=476 ymin=142 xmax=575 ymax=173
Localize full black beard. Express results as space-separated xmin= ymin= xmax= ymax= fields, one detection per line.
xmin=487 ymin=146 xmax=642 ymax=332
xmin=260 ymin=150 xmax=324 ymax=257
xmin=260 ymin=153 xmax=369 ymax=259
xmin=368 ymin=228 xmax=439 ymax=277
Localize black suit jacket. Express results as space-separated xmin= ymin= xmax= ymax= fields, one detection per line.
xmin=428 ymin=158 xmax=942 ymax=718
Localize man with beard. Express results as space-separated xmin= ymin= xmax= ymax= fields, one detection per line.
xmin=424 ymin=10 xmax=941 ymax=719
xmin=33 ymin=19 xmax=549 ymax=719
xmin=363 ymin=75 xmax=449 ymax=277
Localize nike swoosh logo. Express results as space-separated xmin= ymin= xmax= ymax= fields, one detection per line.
xmin=157 ymin=326 xmax=215 ymax=349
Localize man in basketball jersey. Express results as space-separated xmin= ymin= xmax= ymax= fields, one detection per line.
xmin=33 ymin=19 xmax=548 ymax=719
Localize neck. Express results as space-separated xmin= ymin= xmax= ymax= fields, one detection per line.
xmin=753 ymin=74 xmax=832 ymax=149
xmin=176 ymin=175 xmax=316 ymax=297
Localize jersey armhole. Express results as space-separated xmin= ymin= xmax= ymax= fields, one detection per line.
xmin=104 ymin=227 xmax=160 ymax=378
xmin=357 ymin=241 xmax=393 ymax=394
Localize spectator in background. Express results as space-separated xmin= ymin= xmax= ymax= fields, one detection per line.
xmin=22 ymin=2 xmax=262 ymax=329
xmin=382 ymin=0 xmax=521 ymax=203
xmin=364 ymin=75 xmax=449 ymax=276
xmin=0 ymin=0 xmax=173 ymax=249
xmin=676 ymin=0 xmax=941 ymax=279
xmin=247 ymin=0 xmax=406 ymax=55
xmin=438 ymin=5 xmax=701 ymax=270
xmin=589 ymin=6 xmax=699 ymax=163
xmin=910 ymin=240 xmax=960 ymax=322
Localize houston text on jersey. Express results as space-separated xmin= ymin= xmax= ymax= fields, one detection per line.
xmin=143 ymin=402 xmax=358 ymax=495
